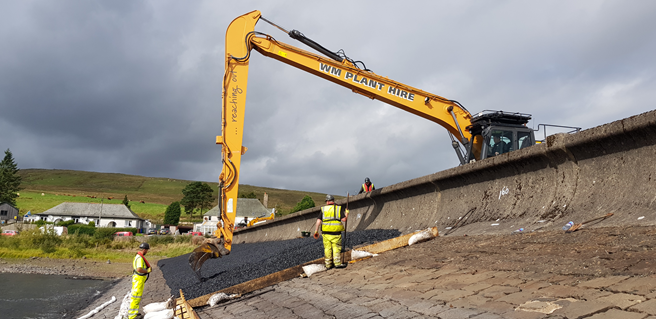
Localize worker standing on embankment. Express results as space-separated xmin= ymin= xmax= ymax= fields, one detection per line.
xmin=358 ymin=177 xmax=375 ymax=194
xmin=128 ymin=242 xmax=152 ymax=319
xmin=314 ymin=195 xmax=349 ymax=270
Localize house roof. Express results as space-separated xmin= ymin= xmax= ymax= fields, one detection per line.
xmin=43 ymin=202 xmax=143 ymax=220
xmin=0 ymin=203 xmax=18 ymax=210
xmin=204 ymin=198 xmax=270 ymax=218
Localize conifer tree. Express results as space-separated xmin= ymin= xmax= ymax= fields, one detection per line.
xmin=164 ymin=201 xmax=181 ymax=225
xmin=0 ymin=149 xmax=22 ymax=206
xmin=122 ymin=195 xmax=131 ymax=209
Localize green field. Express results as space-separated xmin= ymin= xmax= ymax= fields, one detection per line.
xmin=17 ymin=169 xmax=337 ymax=223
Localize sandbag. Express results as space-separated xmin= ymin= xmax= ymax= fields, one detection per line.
xmin=144 ymin=309 xmax=173 ymax=319
xmin=350 ymin=250 xmax=376 ymax=260
xmin=208 ymin=293 xmax=239 ymax=307
xmin=114 ymin=291 xmax=131 ymax=319
xmin=408 ymin=227 xmax=438 ymax=246
xmin=143 ymin=296 xmax=174 ymax=313
xmin=77 ymin=296 xmax=116 ymax=319
xmin=302 ymin=264 xmax=326 ymax=277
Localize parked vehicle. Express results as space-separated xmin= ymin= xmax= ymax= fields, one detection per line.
xmin=114 ymin=231 xmax=133 ymax=237
xmin=160 ymin=229 xmax=170 ymax=235
xmin=187 ymin=231 xmax=202 ymax=236
xmin=147 ymin=228 xmax=158 ymax=235
xmin=1 ymin=230 xmax=18 ymax=236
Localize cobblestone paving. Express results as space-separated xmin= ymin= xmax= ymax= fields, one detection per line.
xmin=198 ymin=226 xmax=655 ymax=319
xmin=198 ymin=263 xmax=655 ymax=319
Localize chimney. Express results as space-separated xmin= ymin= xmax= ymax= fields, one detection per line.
xmin=263 ymin=192 xmax=268 ymax=208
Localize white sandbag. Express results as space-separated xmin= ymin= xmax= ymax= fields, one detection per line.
xmin=143 ymin=296 xmax=174 ymax=313
xmin=78 ymin=296 xmax=116 ymax=319
xmin=207 ymin=293 xmax=239 ymax=307
xmin=408 ymin=228 xmax=438 ymax=246
xmin=302 ymin=264 xmax=326 ymax=277
xmin=115 ymin=291 xmax=131 ymax=319
xmin=144 ymin=308 xmax=173 ymax=319
xmin=350 ymin=250 xmax=377 ymax=260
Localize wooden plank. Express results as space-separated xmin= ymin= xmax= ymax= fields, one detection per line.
xmin=188 ymin=257 xmax=324 ymax=308
xmin=355 ymin=227 xmax=438 ymax=254
xmin=176 ymin=289 xmax=200 ymax=319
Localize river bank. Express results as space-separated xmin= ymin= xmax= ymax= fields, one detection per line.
xmin=0 ymin=256 xmax=132 ymax=279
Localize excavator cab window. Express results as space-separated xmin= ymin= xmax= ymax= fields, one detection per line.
xmin=517 ymin=131 xmax=534 ymax=149
xmin=486 ymin=130 xmax=513 ymax=157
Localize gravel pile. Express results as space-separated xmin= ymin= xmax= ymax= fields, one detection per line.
xmin=158 ymin=229 xmax=400 ymax=299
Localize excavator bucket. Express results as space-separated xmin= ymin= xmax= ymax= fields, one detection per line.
xmin=188 ymin=238 xmax=231 ymax=280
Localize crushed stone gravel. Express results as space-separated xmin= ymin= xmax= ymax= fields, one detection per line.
xmin=158 ymin=229 xmax=400 ymax=299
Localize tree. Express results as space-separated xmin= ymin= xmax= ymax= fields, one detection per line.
xmin=122 ymin=195 xmax=131 ymax=209
xmin=163 ymin=201 xmax=181 ymax=225
xmin=0 ymin=149 xmax=22 ymax=206
xmin=180 ymin=182 xmax=215 ymax=217
xmin=274 ymin=204 xmax=284 ymax=217
xmin=289 ymin=195 xmax=315 ymax=214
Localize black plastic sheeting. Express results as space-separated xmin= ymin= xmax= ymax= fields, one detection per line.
xmin=158 ymin=229 xmax=400 ymax=300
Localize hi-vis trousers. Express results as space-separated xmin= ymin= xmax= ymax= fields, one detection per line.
xmin=322 ymin=233 xmax=342 ymax=268
xmin=128 ymin=274 xmax=146 ymax=319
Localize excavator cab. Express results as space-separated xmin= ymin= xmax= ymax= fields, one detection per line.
xmin=465 ymin=111 xmax=535 ymax=162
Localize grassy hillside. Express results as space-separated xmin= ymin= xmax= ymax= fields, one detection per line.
xmin=17 ymin=169 xmax=337 ymax=222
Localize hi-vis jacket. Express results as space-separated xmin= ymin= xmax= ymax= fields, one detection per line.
xmin=133 ymin=253 xmax=149 ymax=277
xmin=320 ymin=205 xmax=344 ymax=234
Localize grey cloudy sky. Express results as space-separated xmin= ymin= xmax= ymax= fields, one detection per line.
xmin=0 ymin=0 xmax=654 ymax=196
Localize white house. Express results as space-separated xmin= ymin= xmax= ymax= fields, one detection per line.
xmin=41 ymin=202 xmax=145 ymax=229
xmin=196 ymin=198 xmax=273 ymax=235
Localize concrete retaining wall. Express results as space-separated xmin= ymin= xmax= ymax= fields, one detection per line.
xmin=234 ymin=111 xmax=655 ymax=244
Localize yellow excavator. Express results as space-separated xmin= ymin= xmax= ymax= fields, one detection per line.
xmin=247 ymin=212 xmax=276 ymax=227
xmin=189 ymin=10 xmax=566 ymax=275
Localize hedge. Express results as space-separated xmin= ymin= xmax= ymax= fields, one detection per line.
xmin=66 ymin=225 xmax=138 ymax=238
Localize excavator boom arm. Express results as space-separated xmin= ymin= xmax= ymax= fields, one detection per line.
xmin=249 ymin=36 xmax=473 ymax=141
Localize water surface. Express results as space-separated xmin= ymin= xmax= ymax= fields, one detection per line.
xmin=0 ymin=273 xmax=114 ymax=318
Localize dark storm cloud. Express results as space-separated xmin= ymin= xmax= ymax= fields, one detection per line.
xmin=0 ymin=0 xmax=654 ymax=195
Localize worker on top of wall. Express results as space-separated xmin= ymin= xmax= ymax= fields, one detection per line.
xmin=128 ymin=242 xmax=152 ymax=319
xmin=313 ymin=195 xmax=349 ymax=270
xmin=358 ymin=177 xmax=375 ymax=194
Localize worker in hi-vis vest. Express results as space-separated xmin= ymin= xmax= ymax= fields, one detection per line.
xmin=358 ymin=177 xmax=375 ymax=194
xmin=129 ymin=242 xmax=152 ymax=319
xmin=314 ymin=195 xmax=349 ymax=269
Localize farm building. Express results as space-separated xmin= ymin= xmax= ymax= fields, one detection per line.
xmin=0 ymin=203 xmax=19 ymax=222
xmin=41 ymin=202 xmax=145 ymax=229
